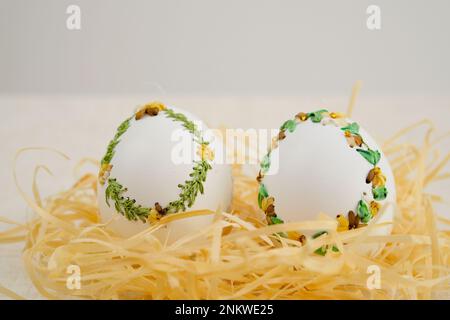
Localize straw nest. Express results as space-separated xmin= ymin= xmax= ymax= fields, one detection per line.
xmin=0 ymin=118 xmax=449 ymax=300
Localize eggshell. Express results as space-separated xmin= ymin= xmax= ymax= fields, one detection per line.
xmin=263 ymin=119 xmax=396 ymax=241
xmin=98 ymin=107 xmax=233 ymax=241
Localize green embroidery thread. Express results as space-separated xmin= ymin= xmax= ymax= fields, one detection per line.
xmin=166 ymin=160 xmax=212 ymax=213
xmin=101 ymin=117 xmax=132 ymax=166
xmin=99 ymin=102 xmax=213 ymax=223
xmin=105 ymin=178 xmax=150 ymax=223
xmin=257 ymin=110 xmax=389 ymax=247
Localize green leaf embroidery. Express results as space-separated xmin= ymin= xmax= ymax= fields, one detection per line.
xmin=257 ymin=110 xmax=385 ymax=229
xmin=373 ymin=186 xmax=388 ymax=200
xmin=164 ymin=108 xmax=206 ymax=143
xmin=167 ymin=160 xmax=212 ymax=213
xmin=312 ymin=230 xmax=327 ymax=239
xmin=259 ymin=183 xmax=269 ymax=198
xmin=280 ymin=119 xmax=297 ymax=133
xmin=372 ymin=150 xmax=381 ymax=164
xmin=271 ymin=216 xmax=284 ymax=224
xmin=308 ymin=109 xmax=328 ymax=123
xmin=314 ymin=246 xmax=327 ymax=256
xmin=357 ymin=200 xmax=372 ymax=223
xmin=257 ymin=183 xmax=269 ymax=208
xmin=331 ymin=245 xmax=339 ymax=253
xmin=341 ymin=122 xmax=360 ymax=135
xmin=101 ymin=108 xmax=214 ymax=222
xmin=356 ymin=149 xmax=381 ymax=165
xmin=105 ymin=178 xmax=150 ymax=223
xmin=258 ymin=193 xmax=263 ymax=209
xmin=101 ymin=117 xmax=132 ymax=166
xmin=260 ymin=154 xmax=271 ymax=173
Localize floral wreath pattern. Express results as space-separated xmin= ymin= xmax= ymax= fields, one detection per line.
xmin=257 ymin=110 xmax=388 ymax=240
xmin=99 ymin=102 xmax=214 ymax=224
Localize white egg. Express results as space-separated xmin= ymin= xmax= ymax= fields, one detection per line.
xmin=260 ymin=111 xmax=396 ymax=243
xmin=97 ymin=105 xmax=233 ymax=241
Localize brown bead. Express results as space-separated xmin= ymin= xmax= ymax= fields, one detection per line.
xmin=154 ymin=202 xmax=166 ymax=215
xmin=256 ymin=171 xmax=263 ymax=183
xmin=146 ymin=107 xmax=160 ymax=116
xmin=299 ymin=235 xmax=306 ymax=245
xmin=348 ymin=210 xmax=360 ymax=229
xmin=278 ymin=130 xmax=286 ymax=140
xmin=354 ymin=215 xmax=360 ymax=229
xmin=266 ymin=204 xmax=275 ymax=216
xmin=366 ymin=168 xmax=376 ymax=184
xmin=354 ymin=135 xmax=363 ymax=147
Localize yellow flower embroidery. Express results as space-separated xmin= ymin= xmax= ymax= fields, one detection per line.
xmin=344 ymin=131 xmax=363 ymax=148
xmin=197 ymin=144 xmax=215 ymax=161
xmin=371 ymin=167 xmax=386 ymax=187
xmin=144 ymin=101 xmax=166 ymax=111
xmin=135 ymin=101 xmax=166 ymax=120
xmin=330 ymin=112 xmax=345 ymax=119
xmin=295 ymin=112 xmax=308 ymax=122
xmin=370 ymin=201 xmax=380 ymax=216
xmin=261 ymin=197 xmax=274 ymax=212
xmin=147 ymin=208 xmax=161 ymax=224
xmin=337 ymin=214 xmax=349 ymax=232
xmin=98 ymin=163 xmax=112 ymax=185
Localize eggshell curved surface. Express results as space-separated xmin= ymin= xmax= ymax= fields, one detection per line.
xmin=263 ymin=119 xmax=396 ymax=239
xmin=98 ymin=107 xmax=233 ymax=241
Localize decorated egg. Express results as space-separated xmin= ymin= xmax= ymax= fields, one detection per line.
xmin=97 ymin=102 xmax=233 ymax=240
xmin=257 ymin=110 xmax=396 ymax=243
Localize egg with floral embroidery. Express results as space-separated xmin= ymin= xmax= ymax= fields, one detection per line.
xmin=257 ymin=110 xmax=396 ymax=250
xmin=97 ymin=102 xmax=233 ymax=241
